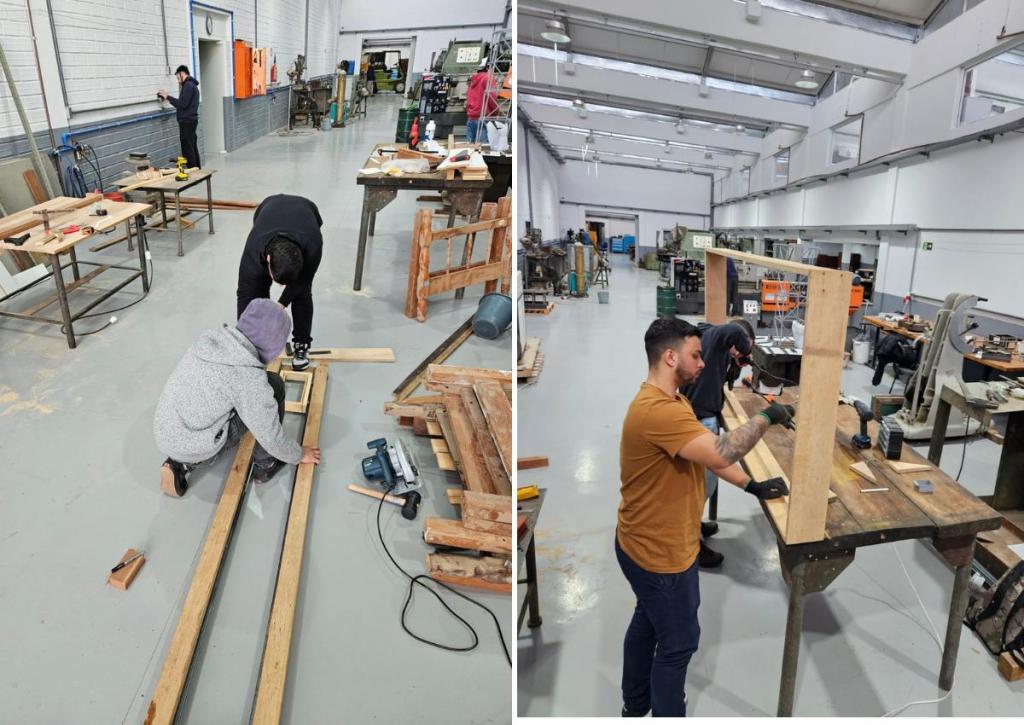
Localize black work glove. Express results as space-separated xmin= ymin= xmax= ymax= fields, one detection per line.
xmin=745 ymin=477 xmax=789 ymax=500
xmin=757 ymin=402 xmax=796 ymax=426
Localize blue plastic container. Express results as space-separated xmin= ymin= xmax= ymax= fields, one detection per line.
xmin=473 ymin=293 xmax=513 ymax=340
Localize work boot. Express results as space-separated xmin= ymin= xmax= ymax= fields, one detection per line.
xmin=621 ymin=705 xmax=650 ymax=718
xmin=699 ymin=540 xmax=724 ymax=569
xmin=160 ymin=458 xmax=189 ymax=497
xmin=701 ymin=520 xmax=719 ymax=538
xmin=252 ymin=459 xmax=286 ymax=484
xmin=291 ymin=342 xmax=310 ymax=371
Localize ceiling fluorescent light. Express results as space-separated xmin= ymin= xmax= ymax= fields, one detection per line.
xmin=699 ymin=76 xmax=710 ymax=98
xmin=795 ymin=69 xmax=819 ymax=89
xmin=735 ymin=124 xmax=746 ymax=134
xmin=541 ymin=18 xmax=571 ymax=45
xmin=664 ymin=141 xmax=672 ymax=154
xmin=676 ymin=119 xmax=686 ymax=134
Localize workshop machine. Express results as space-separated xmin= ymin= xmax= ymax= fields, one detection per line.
xmin=521 ymin=227 xmax=569 ymax=295
xmin=893 ymin=292 xmax=985 ymax=440
xmin=287 ymin=55 xmax=330 ymax=129
xmin=672 ymin=257 xmax=705 ymax=315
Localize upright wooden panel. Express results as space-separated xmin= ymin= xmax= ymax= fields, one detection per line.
xmin=252 ymin=363 xmax=329 ymax=724
xmin=785 ymin=267 xmax=852 ymax=543
xmin=704 ymin=251 xmax=727 ymax=324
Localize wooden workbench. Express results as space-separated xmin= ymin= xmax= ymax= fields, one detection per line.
xmin=0 ymin=197 xmax=153 ymax=348
xmin=725 ymin=387 xmax=1001 ymax=716
xmin=113 ymin=169 xmax=215 ymax=256
xmin=352 ymin=143 xmax=493 ymax=291
xmin=862 ymin=315 xmax=926 ymax=366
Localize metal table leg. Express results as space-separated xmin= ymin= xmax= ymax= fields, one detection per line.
xmin=448 ymin=190 xmax=485 ymax=301
xmin=368 ymin=211 xmax=376 ymax=236
xmin=136 ymin=216 xmax=150 ymax=292
xmin=175 ymin=191 xmax=183 ymax=256
xmin=525 ymin=536 xmax=542 ymax=628
xmin=352 ymin=187 xmax=397 ymax=291
xmin=778 ymin=561 xmax=806 ymax=717
xmin=939 ymin=558 xmax=973 ymax=690
xmin=206 ymin=177 xmax=215 ymax=234
xmin=69 ymin=247 xmax=81 ymax=281
xmin=160 ymin=192 xmax=168 ymax=228
xmin=51 ymin=253 xmax=76 ymax=349
xmin=928 ymin=396 xmax=953 ymax=465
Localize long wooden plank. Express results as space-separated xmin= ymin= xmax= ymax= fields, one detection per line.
xmin=707 ymin=247 xmax=856 ymax=279
xmin=462 ymin=490 xmax=515 ymax=525
xmin=424 ymin=517 xmax=513 ymax=556
xmin=518 ymin=338 xmax=540 ymax=372
xmin=425 ymin=260 xmax=505 ymax=297
xmin=474 ymin=381 xmax=512 ymax=477
xmin=785 ymin=268 xmax=852 ymax=544
xmin=23 ymin=169 xmax=48 ymax=204
xmin=392 ymin=317 xmax=474 ymax=401
xmin=517 ymin=456 xmax=548 ymax=470
xmin=143 ymin=360 xmax=282 ymax=725
xmin=704 ymin=252 xmax=727 ymax=325
xmin=252 ymin=363 xmax=329 ymax=724
xmin=427 ymin=364 xmax=513 ymax=386
xmin=429 ymin=216 xmax=508 ymax=241
xmin=459 ymin=388 xmax=510 ymax=494
xmin=442 ymin=394 xmax=494 ymax=493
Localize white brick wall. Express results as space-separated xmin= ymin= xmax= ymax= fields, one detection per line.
xmin=307 ymin=0 xmax=341 ymax=77
xmin=0 ymin=0 xmax=47 ymax=138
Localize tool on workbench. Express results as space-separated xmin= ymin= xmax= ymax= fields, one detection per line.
xmin=914 ymin=479 xmax=934 ymax=493
xmin=742 ymin=376 xmax=797 ymax=430
xmin=170 ymin=156 xmax=189 ymax=181
xmin=517 ymin=485 xmax=539 ymax=501
xmin=878 ymin=416 xmax=904 ymax=459
xmin=362 ymin=437 xmax=421 ymax=496
xmin=31 ymin=206 xmax=74 ymax=232
xmin=3 ymin=233 xmax=30 ymax=246
xmin=841 ymin=395 xmax=874 ymax=449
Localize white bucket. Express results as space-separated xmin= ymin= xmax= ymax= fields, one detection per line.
xmin=792 ymin=320 xmax=805 ymax=350
xmin=852 ymin=338 xmax=870 ymax=365
xmin=598 ymin=290 xmax=609 ymax=304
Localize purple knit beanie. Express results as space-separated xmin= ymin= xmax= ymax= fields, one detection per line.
xmin=237 ymin=298 xmax=291 ymax=363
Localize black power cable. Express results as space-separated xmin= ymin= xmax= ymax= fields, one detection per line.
xmin=373 ymin=482 xmax=511 ymax=667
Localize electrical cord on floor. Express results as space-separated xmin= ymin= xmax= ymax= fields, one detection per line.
xmin=58 ymin=241 xmax=155 ymax=337
xmin=881 ymin=546 xmax=953 ymax=717
xmin=373 ymin=483 xmax=511 ymax=667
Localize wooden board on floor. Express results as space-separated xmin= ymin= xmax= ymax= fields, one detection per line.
xmin=427 ymin=553 xmax=512 ymax=593
xmin=279 ymin=347 xmax=394 ymax=363
xmin=461 ymin=490 xmax=514 ymax=524
xmin=474 ymin=380 xmax=512 ymax=477
xmin=442 ymin=394 xmax=494 ymax=493
xmin=252 ymin=363 xmax=329 ymax=724
xmin=392 ymin=317 xmax=474 ymax=401
xmin=424 ymin=517 xmax=513 ymax=556
xmin=459 ymin=388 xmax=511 ymax=495
xmin=517 ymin=456 xmax=549 ymax=470
xmin=427 ymin=364 xmax=513 ymax=389
xmin=517 ymin=337 xmax=540 ymax=373
xmin=144 ymin=362 xmax=282 ymax=724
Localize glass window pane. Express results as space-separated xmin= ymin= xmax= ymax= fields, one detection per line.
xmin=960 ymin=45 xmax=1024 ymax=126
xmin=830 ymin=117 xmax=862 ymax=165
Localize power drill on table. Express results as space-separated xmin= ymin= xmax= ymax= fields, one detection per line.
xmin=170 ymin=156 xmax=189 ymax=181
xmin=849 ymin=398 xmax=874 ymax=449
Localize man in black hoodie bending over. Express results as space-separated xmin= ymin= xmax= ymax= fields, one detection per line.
xmin=159 ymin=65 xmax=201 ymax=169
xmin=237 ymin=194 xmax=324 ymax=371
xmin=680 ymin=318 xmax=755 ymax=568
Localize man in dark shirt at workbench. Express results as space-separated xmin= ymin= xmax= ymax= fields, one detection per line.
xmin=237 ymin=194 xmax=324 ymax=371
xmin=158 ymin=65 xmax=201 ymax=170
xmin=680 ymin=319 xmax=755 ymax=568
xmin=618 ymin=318 xmax=790 ymax=717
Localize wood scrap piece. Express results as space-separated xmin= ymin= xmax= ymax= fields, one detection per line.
xmin=462 ymin=490 xmax=514 ymax=524
xmin=436 ymin=451 xmax=456 ymax=471
xmin=435 ymin=408 xmax=463 ymax=471
xmin=392 ymin=317 xmax=474 ymax=401
xmin=427 ymin=553 xmax=512 ymax=593
xmin=459 ymin=388 xmax=511 ymax=495
xmin=23 ymin=169 xmax=48 ymax=204
xmin=426 ymin=420 xmax=443 ymax=437
xmin=424 ymin=517 xmax=513 ymax=556
xmin=446 ymin=488 xmax=463 ymax=505
xmin=518 ymin=337 xmax=540 ymax=372
xmin=999 ymin=651 xmax=1024 ymax=682
xmin=412 ymin=417 xmax=429 ymax=436
xmin=886 ymin=460 xmax=932 ymax=474
xmin=474 ymin=381 xmax=512 ymax=477
xmin=428 ymin=363 xmax=512 ymax=387
xmin=463 ymin=517 xmax=514 ymax=536
xmin=383 ymin=396 xmax=443 ymax=420
xmin=442 ymin=394 xmax=494 ymax=493
xmin=517 ymin=456 xmax=549 ymax=470
xmin=107 ymin=548 xmax=145 ymax=591
xmin=252 ymin=363 xmax=329 ymax=724
xmin=850 ymin=460 xmax=876 ymax=483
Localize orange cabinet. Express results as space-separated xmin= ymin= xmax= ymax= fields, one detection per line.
xmin=252 ymin=48 xmax=267 ymax=96
xmin=234 ymin=40 xmax=252 ymax=98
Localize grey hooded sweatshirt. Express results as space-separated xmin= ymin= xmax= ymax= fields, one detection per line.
xmin=153 ymin=325 xmax=302 ymax=465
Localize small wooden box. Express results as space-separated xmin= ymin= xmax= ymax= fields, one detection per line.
xmin=107 ymin=548 xmax=145 ymax=591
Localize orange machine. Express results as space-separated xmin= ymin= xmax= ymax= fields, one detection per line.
xmin=234 ymin=40 xmax=253 ymax=98
xmin=760 ymin=280 xmax=797 ymax=313
xmin=849 ymin=283 xmax=864 ymax=315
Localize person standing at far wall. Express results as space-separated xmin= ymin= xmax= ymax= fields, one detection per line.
xmin=465 ymin=58 xmax=499 ymax=143
xmin=159 ymin=65 xmax=201 ymax=169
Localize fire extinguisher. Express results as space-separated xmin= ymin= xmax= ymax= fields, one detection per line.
xmin=409 ymin=116 xmax=419 ymax=148
xmin=270 ymin=56 xmax=277 ymax=84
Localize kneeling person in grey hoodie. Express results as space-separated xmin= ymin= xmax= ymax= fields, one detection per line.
xmin=154 ymin=298 xmax=321 ymax=496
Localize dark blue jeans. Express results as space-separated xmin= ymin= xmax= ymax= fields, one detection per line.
xmin=616 ymin=533 xmax=701 ymax=717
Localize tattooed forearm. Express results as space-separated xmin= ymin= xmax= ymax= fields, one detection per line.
xmin=714 ymin=415 xmax=768 ymax=464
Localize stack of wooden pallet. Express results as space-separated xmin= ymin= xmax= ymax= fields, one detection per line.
xmin=384 ymin=363 xmax=513 ymax=592
xmin=517 ymin=337 xmax=544 ymax=381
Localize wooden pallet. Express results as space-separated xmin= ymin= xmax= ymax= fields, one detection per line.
xmin=517 ymin=337 xmax=544 ymax=380
xmin=525 ymin=302 xmax=554 ymax=315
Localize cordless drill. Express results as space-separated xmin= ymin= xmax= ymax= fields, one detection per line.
xmin=170 ymin=156 xmax=189 ymax=181
xmin=852 ymin=399 xmax=874 ymax=449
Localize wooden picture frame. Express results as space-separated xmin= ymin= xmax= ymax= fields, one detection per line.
xmin=705 ymin=248 xmax=852 ymax=544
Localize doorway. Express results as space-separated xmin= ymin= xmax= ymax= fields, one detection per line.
xmin=360 ymin=37 xmax=415 ymax=95
xmin=197 ymin=39 xmax=227 ymax=155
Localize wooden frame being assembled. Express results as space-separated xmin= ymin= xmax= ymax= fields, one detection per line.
xmin=705 ymin=248 xmax=852 ymax=544
xmin=405 ymin=195 xmax=512 ymax=322
xmin=145 ymin=362 xmax=329 ymax=725
xmin=281 ymin=369 xmax=314 ymax=414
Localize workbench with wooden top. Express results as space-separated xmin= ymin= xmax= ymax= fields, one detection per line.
xmin=0 ymin=196 xmax=153 ymax=348
xmin=862 ymin=314 xmax=926 ymax=366
xmin=353 ymin=142 xmax=493 ymax=291
xmin=723 ymin=387 xmax=1002 ymax=715
xmin=112 ymin=168 xmax=215 ymax=256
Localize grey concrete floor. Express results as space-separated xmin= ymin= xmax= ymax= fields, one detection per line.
xmin=517 ymin=254 xmax=1023 ymax=717
xmin=0 ymin=95 xmax=512 ymax=724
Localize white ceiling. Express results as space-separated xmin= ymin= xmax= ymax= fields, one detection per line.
xmin=801 ymin=0 xmax=945 ymax=26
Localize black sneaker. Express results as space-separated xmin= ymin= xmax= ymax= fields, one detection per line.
xmin=291 ymin=342 xmax=310 ymax=371
xmin=622 ymin=705 xmax=650 ymax=717
xmin=699 ymin=541 xmax=724 ymax=568
xmin=160 ymin=458 xmax=189 ymax=497
xmin=252 ymin=459 xmax=286 ymax=484
xmin=701 ymin=520 xmax=719 ymax=538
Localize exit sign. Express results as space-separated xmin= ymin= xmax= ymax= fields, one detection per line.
xmin=922 ymin=241 xmax=933 ymax=251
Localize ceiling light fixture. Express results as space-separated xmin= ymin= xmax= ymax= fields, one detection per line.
xmin=735 ymin=124 xmax=746 ymax=134
xmin=676 ymin=119 xmax=686 ymax=134
xmin=795 ymin=69 xmax=819 ymax=89
xmin=541 ymin=17 xmax=571 ymax=45
xmin=664 ymin=141 xmax=672 ymax=154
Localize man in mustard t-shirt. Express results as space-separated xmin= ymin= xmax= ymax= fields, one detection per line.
xmin=617 ymin=318 xmax=793 ymax=717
